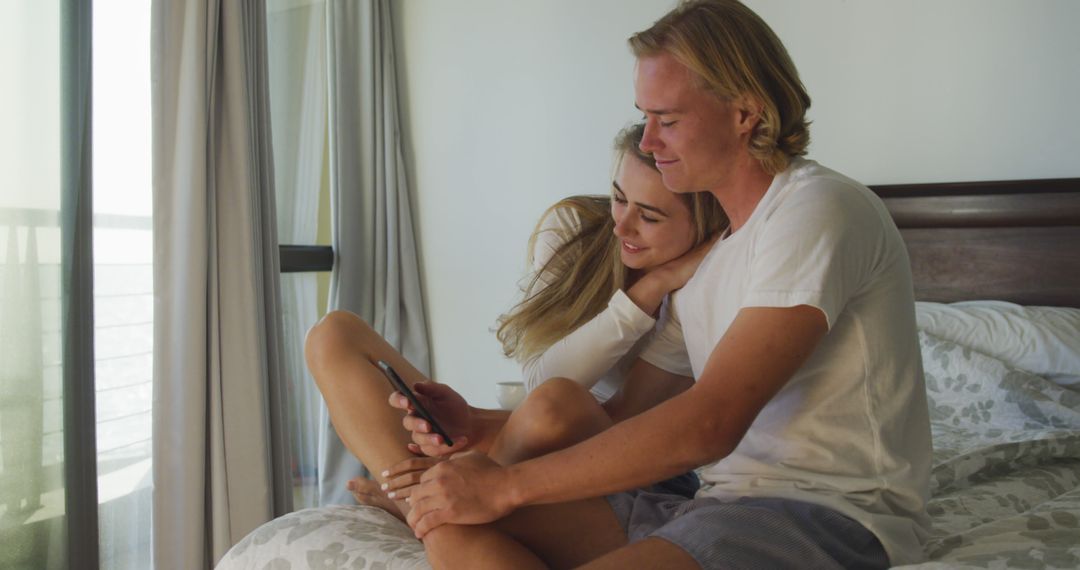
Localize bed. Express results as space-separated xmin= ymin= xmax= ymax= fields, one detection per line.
xmin=218 ymin=178 xmax=1080 ymax=570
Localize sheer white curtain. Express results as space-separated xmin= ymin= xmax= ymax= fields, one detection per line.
xmin=1 ymin=3 xmax=76 ymax=569
xmin=152 ymin=0 xmax=292 ymax=566
xmin=318 ymin=0 xmax=432 ymax=505
xmin=0 ymin=225 xmax=59 ymax=570
xmin=266 ymin=0 xmax=328 ymax=510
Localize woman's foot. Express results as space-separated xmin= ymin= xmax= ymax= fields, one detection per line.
xmin=347 ymin=477 xmax=407 ymax=523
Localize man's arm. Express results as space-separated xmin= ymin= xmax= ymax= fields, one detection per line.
xmin=406 ymin=305 xmax=828 ymax=536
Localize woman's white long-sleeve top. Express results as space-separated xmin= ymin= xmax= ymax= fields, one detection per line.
xmin=516 ymin=206 xmax=692 ymax=402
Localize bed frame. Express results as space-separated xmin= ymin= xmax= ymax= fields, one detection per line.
xmin=870 ymin=178 xmax=1080 ymax=309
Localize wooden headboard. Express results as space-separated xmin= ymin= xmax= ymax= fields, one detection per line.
xmin=869 ymin=178 xmax=1080 ymax=309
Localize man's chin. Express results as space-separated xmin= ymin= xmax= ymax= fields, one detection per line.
xmin=660 ymin=173 xmax=697 ymax=194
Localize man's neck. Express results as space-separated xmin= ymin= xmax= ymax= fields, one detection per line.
xmin=709 ymin=159 xmax=775 ymax=234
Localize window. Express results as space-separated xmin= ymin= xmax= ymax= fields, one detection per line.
xmin=1 ymin=2 xmax=153 ymax=568
xmin=2 ymin=4 xmax=333 ymax=567
xmin=1 ymin=3 xmax=78 ymax=568
xmin=92 ymin=1 xmax=154 ymax=567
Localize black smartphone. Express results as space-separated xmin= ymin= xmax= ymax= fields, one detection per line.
xmin=377 ymin=360 xmax=454 ymax=448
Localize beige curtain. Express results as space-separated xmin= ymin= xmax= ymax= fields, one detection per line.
xmin=151 ymin=0 xmax=292 ymax=567
xmin=317 ymin=0 xmax=432 ymax=506
xmin=266 ymin=0 xmax=328 ymax=511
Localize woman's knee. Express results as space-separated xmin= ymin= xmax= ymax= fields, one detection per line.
xmin=516 ymin=378 xmax=608 ymax=442
xmin=304 ymin=310 xmax=377 ymax=376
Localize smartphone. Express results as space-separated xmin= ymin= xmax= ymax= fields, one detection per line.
xmin=377 ymin=360 xmax=454 ymax=448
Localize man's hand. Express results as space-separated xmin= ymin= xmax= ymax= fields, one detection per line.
xmin=405 ymin=451 xmax=515 ymax=539
xmin=389 ymin=381 xmax=473 ymax=456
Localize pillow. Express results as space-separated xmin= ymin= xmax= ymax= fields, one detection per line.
xmin=920 ymin=330 xmax=1080 ymax=435
xmin=216 ymin=505 xmax=429 ymax=570
xmin=919 ymin=330 xmax=1080 ymax=497
xmin=915 ymin=301 xmax=1080 ymax=389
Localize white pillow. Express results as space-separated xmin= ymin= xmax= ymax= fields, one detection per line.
xmin=216 ymin=505 xmax=429 ymax=570
xmin=915 ymin=301 xmax=1080 ymax=388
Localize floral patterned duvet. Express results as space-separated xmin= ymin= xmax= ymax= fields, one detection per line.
xmin=894 ymin=333 xmax=1080 ymax=569
xmin=219 ymin=332 xmax=1080 ymax=570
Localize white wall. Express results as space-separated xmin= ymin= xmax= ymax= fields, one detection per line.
xmin=393 ymin=0 xmax=1080 ymax=407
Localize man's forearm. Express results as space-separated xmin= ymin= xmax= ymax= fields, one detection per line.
xmin=499 ymin=305 xmax=827 ymax=507
xmin=502 ymin=386 xmax=732 ymax=508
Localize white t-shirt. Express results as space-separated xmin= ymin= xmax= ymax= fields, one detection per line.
xmin=642 ymin=158 xmax=932 ymax=566
xmin=517 ymin=205 xmax=692 ymax=401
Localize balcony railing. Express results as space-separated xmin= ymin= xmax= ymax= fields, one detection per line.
xmin=0 ymin=207 xmax=152 ymax=551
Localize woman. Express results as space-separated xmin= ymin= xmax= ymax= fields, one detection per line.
xmin=306 ymin=123 xmax=726 ymax=519
xmin=496 ymin=124 xmax=725 ymax=422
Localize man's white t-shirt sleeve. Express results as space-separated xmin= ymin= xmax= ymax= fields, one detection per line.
xmin=743 ymin=183 xmax=882 ymax=329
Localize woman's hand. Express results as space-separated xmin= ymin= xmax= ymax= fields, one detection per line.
xmin=389 ymin=381 xmax=474 ymax=456
xmin=652 ymin=235 xmax=719 ymax=291
xmin=379 ymin=455 xmax=447 ymax=501
xmin=626 ymin=236 xmax=718 ymax=315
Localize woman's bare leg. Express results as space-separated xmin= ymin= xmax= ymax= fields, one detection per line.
xmin=419 ymin=495 xmax=698 ymax=570
xmin=577 ymin=538 xmax=699 ymax=570
xmin=489 ymin=377 xmax=613 ymax=465
xmin=307 ymin=314 xmax=687 ymax=568
xmin=416 ymin=380 xmax=637 ymax=569
xmin=347 ymin=477 xmax=406 ymax=522
xmin=305 ymin=310 xmax=427 ymax=514
xmin=420 ymin=496 xmax=635 ymax=570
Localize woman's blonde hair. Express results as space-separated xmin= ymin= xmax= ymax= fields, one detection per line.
xmin=628 ymin=0 xmax=811 ymax=175
xmin=496 ymin=124 xmax=727 ymax=362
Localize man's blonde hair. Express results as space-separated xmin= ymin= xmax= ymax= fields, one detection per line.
xmin=629 ymin=0 xmax=811 ymax=175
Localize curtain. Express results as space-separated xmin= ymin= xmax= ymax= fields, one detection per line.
xmin=151 ymin=0 xmax=292 ymax=567
xmin=266 ymin=0 xmax=328 ymax=510
xmin=318 ymin=0 xmax=432 ymax=506
xmin=0 ymin=230 xmax=45 ymax=525
xmin=1 ymin=2 xmax=90 ymax=568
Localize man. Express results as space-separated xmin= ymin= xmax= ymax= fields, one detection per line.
xmin=397 ymin=1 xmax=931 ymax=568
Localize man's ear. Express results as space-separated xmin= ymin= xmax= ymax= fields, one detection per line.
xmin=733 ymin=95 xmax=763 ymax=135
